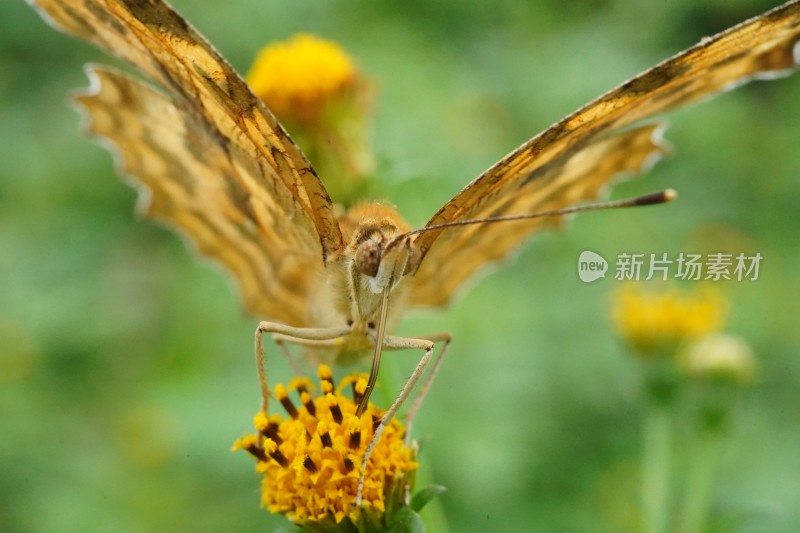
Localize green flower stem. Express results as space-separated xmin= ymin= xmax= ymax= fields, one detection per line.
xmin=642 ymin=402 xmax=672 ymax=533
xmin=677 ymin=420 xmax=722 ymax=533
xmin=378 ymin=359 xmax=450 ymax=533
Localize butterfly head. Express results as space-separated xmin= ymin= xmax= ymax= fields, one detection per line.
xmin=354 ymin=230 xmax=418 ymax=291
xmin=339 ymin=203 xmax=419 ymax=327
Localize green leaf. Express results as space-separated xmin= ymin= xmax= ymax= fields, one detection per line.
xmin=410 ymin=484 xmax=447 ymax=512
xmin=273 ymin=527 xmax=304 ymax=533
xmin=387 ymin=508 xmax=425 ymax=533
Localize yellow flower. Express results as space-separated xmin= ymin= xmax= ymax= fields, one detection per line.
xmin=233 ymin=365 xmax=418 ymax=531
xmin=613 ymin=285 xmax=726 ymax=356
xmin=245 ymin=34 xmax=375 ymax=205
xmin=246 ymin=33 xmax=360 ymax=125
xmin=679 ymin=333 xmax=758 ymax=386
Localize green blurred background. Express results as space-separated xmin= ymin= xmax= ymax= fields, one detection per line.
xmin=2 ymin=0 xmax=799 ymax=531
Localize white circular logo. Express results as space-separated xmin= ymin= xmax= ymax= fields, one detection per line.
xmin=578 ymin=251 xmax=608 ymax=283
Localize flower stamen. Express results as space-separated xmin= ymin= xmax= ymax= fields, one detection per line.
xmin=349 ymin=430 xmax=362 ymax=450
xmin=319 ymin=364 xmax=335 ymax=388
xmin=276 ymin=384 xmax=300 ymax=419
xmin=303 ymin=455 xmax=318 ymax=473
xmin=255 ymin=412 xmax=283 ymax=444
xmin=328 ymin=393 xmax=344 ymax=424
xmin=265 ymin=438 xmax=289 ymax=467
xmin=352 ymin=376 xmax=367 ymax=406
xmin=301 ymin=391 xmax=316 ymax=416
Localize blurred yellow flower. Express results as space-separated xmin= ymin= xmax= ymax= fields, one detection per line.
xmin=680 ymin=333 xmax=758 ymax=386
xmin=233 ymin=365 xmax=418 ymax=530
xmin=246 ymin=33 xmax=375 ymax=205
xmin=613 ymin=285 xmax=726 ymax=356
xmin=246 ymin=33 xmax=359 ymax=124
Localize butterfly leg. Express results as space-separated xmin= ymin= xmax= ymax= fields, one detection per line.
xmin=355 ymin=333 xmax=448 ymax=505
xmin=254 ymin=321 xmax=351 ymax=412
xmin=274 ymin=338 xmax=312 ymax=380
xmin=401 ymin=332 xmax=452 ymax=442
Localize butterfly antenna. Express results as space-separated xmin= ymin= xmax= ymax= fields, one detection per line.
xmin=405 ymin=189 xmax=677 ymax=236
xmin=356 ymin=285 xmax=391 ymax=417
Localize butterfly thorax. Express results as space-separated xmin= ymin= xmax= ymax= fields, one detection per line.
xmin=309 ymin=203 xmax=416 ymax=364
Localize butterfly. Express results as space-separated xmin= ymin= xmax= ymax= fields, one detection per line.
xmin=31 ymin=0 xmax=800 ymax=503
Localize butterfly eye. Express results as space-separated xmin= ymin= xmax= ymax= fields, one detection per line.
xmin=355 ymin=239 xmax=381 ymax=277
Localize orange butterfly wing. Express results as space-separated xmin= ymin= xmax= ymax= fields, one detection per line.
xmin=409 ymin=0 xmax=800 ymax=309
xmin=32 ymin=0 xmax=343 ymax=325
